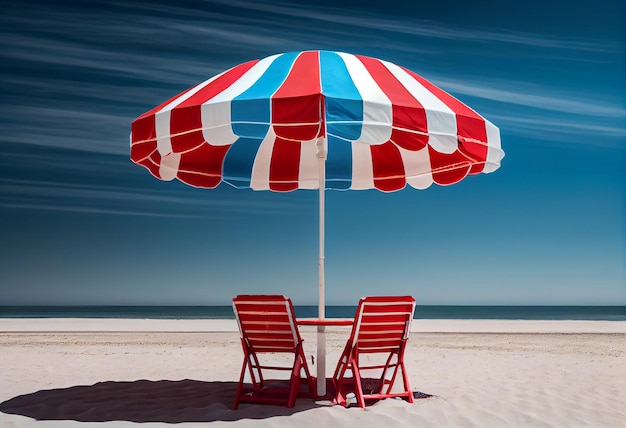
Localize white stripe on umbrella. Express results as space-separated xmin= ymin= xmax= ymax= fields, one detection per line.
xmin=382 ymin=60 xmax=459 ymax=155
xmin=250 ymin=128 xmax=275 ymax=190
xmin=400 ymin=146 xmax=434 ymax=190
xmin=202 ymin=54 xmax=280 ymax=147
xmin=485 ymin=120 xmax=504 ymax=173
xmin=350 ymin=142 xmax=375 ymax=189
xmin=298 ymin=138 xmax=321 ymax=189
xmin=156 ymin=70 xmax=229 ymax=156
xmin=338 ymin=52 xmax=393 ymax=146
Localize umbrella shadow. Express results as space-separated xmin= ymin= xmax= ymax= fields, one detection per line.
xmin=0 ymin=379 xmax=323 ymax=423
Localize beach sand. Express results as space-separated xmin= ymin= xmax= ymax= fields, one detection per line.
xmin=1 ymin=319 xmax=625 ymax=427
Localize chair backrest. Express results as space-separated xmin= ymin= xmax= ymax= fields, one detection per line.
xmin=348 ymin=296 xmax=416 ymax=353
xmin=232 ymin=295 xmax=301 ymax=353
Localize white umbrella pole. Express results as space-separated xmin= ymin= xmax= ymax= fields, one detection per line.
xmin=316 ymin=138 xmax=326 ymax=397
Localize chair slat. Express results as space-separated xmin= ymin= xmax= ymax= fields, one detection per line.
xmin=360 ymin=313 xmax=413 ymax=322
xmin=236 ymin=313 xmax=291 ymax=322
xmin=238 ymin=322 xmax=293 ymax=331
xmin=359 ymin=322 xmax=408 ymax=331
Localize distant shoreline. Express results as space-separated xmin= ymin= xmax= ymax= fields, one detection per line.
xmin=1 ymin=318 xmax=625 ymax=333
xmin=1 ymin=305 xmax=625 ymax=321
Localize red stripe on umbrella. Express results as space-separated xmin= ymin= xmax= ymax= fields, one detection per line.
xmin=371 ymin=141 xmax=406 ymax=192
xmin=269 ymin=137 xmax=302 ymax=192
xmin=272 ymin=51 xmax=323 ymax=142
xmin=403 ymin=67 xmax=489 ymax=174
xmin=177 ymin=60 xmax=260 ymax=108
xmin=178 ymin=143 xmax=230 ymax=189
xmin=356 ymin=55 xmax=429 ymax=152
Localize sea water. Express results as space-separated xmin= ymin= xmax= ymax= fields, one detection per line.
xmin=0 ymin=305 xmax=624 ymax=321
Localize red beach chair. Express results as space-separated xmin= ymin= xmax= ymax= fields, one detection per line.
xmin=232 ymin=295 xmax=314 ymax=409
xmin=333 ymin=296 xmax=416 ymax=408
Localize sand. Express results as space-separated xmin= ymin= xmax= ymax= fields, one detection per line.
xmin=1 ymin=319 xmax=625 ymax=427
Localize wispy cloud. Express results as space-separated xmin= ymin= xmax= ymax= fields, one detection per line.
xmin=0 ymin=105 xmax=131 ymax=155
xmin=1 ymin=76 xmax=173 ymax=107
xmin=434 ymin=78 xmax=626 ymax=118
xmin=204 ymin=0 xmax=620 ymax=53
xmin=2 ymin=35 xmax=216 ymax=86
xmin=430 ymin=76 xmax=626 ymax=146
xmin=0 ymin=202 xmax=204 ymax=218
xmin=488 ymin=113 xmax=626 ymax=145
xmin=0 ymin=177 xmax=308 ymax=217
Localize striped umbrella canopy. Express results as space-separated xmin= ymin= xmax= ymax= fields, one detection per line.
xmin=130 ymin=50 xmax=504 ymax=394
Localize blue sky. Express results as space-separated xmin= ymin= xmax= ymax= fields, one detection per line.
xmin=0 ymin=0 xmax=624 ymax=306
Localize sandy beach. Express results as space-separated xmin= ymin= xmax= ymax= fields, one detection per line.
xmin=1 ymin=319 xmax=625 ymax=427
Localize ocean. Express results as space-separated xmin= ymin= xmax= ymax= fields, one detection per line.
xmin=0 ymin=306 xmax=624 ymax=321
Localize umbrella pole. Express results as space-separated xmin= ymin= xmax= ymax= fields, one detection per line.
xmin=316 ymin=138 xmax=326 ymax=397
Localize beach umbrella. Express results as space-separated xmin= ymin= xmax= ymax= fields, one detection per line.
xmin=130 ymin=50 xmax=504 ymax=395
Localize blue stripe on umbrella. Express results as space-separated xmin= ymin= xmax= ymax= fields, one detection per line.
xmin=325 ymin=135 xmax=353 ymax=189
xmin=320 ymin=51 xmax=363 ymax=140
xmin=231 ymin=52 xmax=298 ymax=139
xmin=222 ymin=137 xmax=263 ymax=188
xmin=320 ymin=51 xmax=361 ymax=189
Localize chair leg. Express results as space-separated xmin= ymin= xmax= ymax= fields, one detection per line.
xmin=333 ymin=350 xmax=351 ymax=406
xmin=396 ymin=345 xmax=413 ymax=403
xmin=350 ymin=357 xmax=366 ymax=409
xmin=287 ymin=355 xmax=303 ymax=407
xmin=380 ymin=353 xmax=396 ymax=395
xmin=248 ymin=351 xmax=265 ymax=391
xmin=297 ymin=348 xmax=314 ymax=396
xmin=400 ymin=361 xmax=413 ymax=403
xmin=233 ymin=355 xmax=249 ymax=409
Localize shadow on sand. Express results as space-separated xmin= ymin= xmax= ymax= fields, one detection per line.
xmin=0 ymin=379 xmax=323 ymax=423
